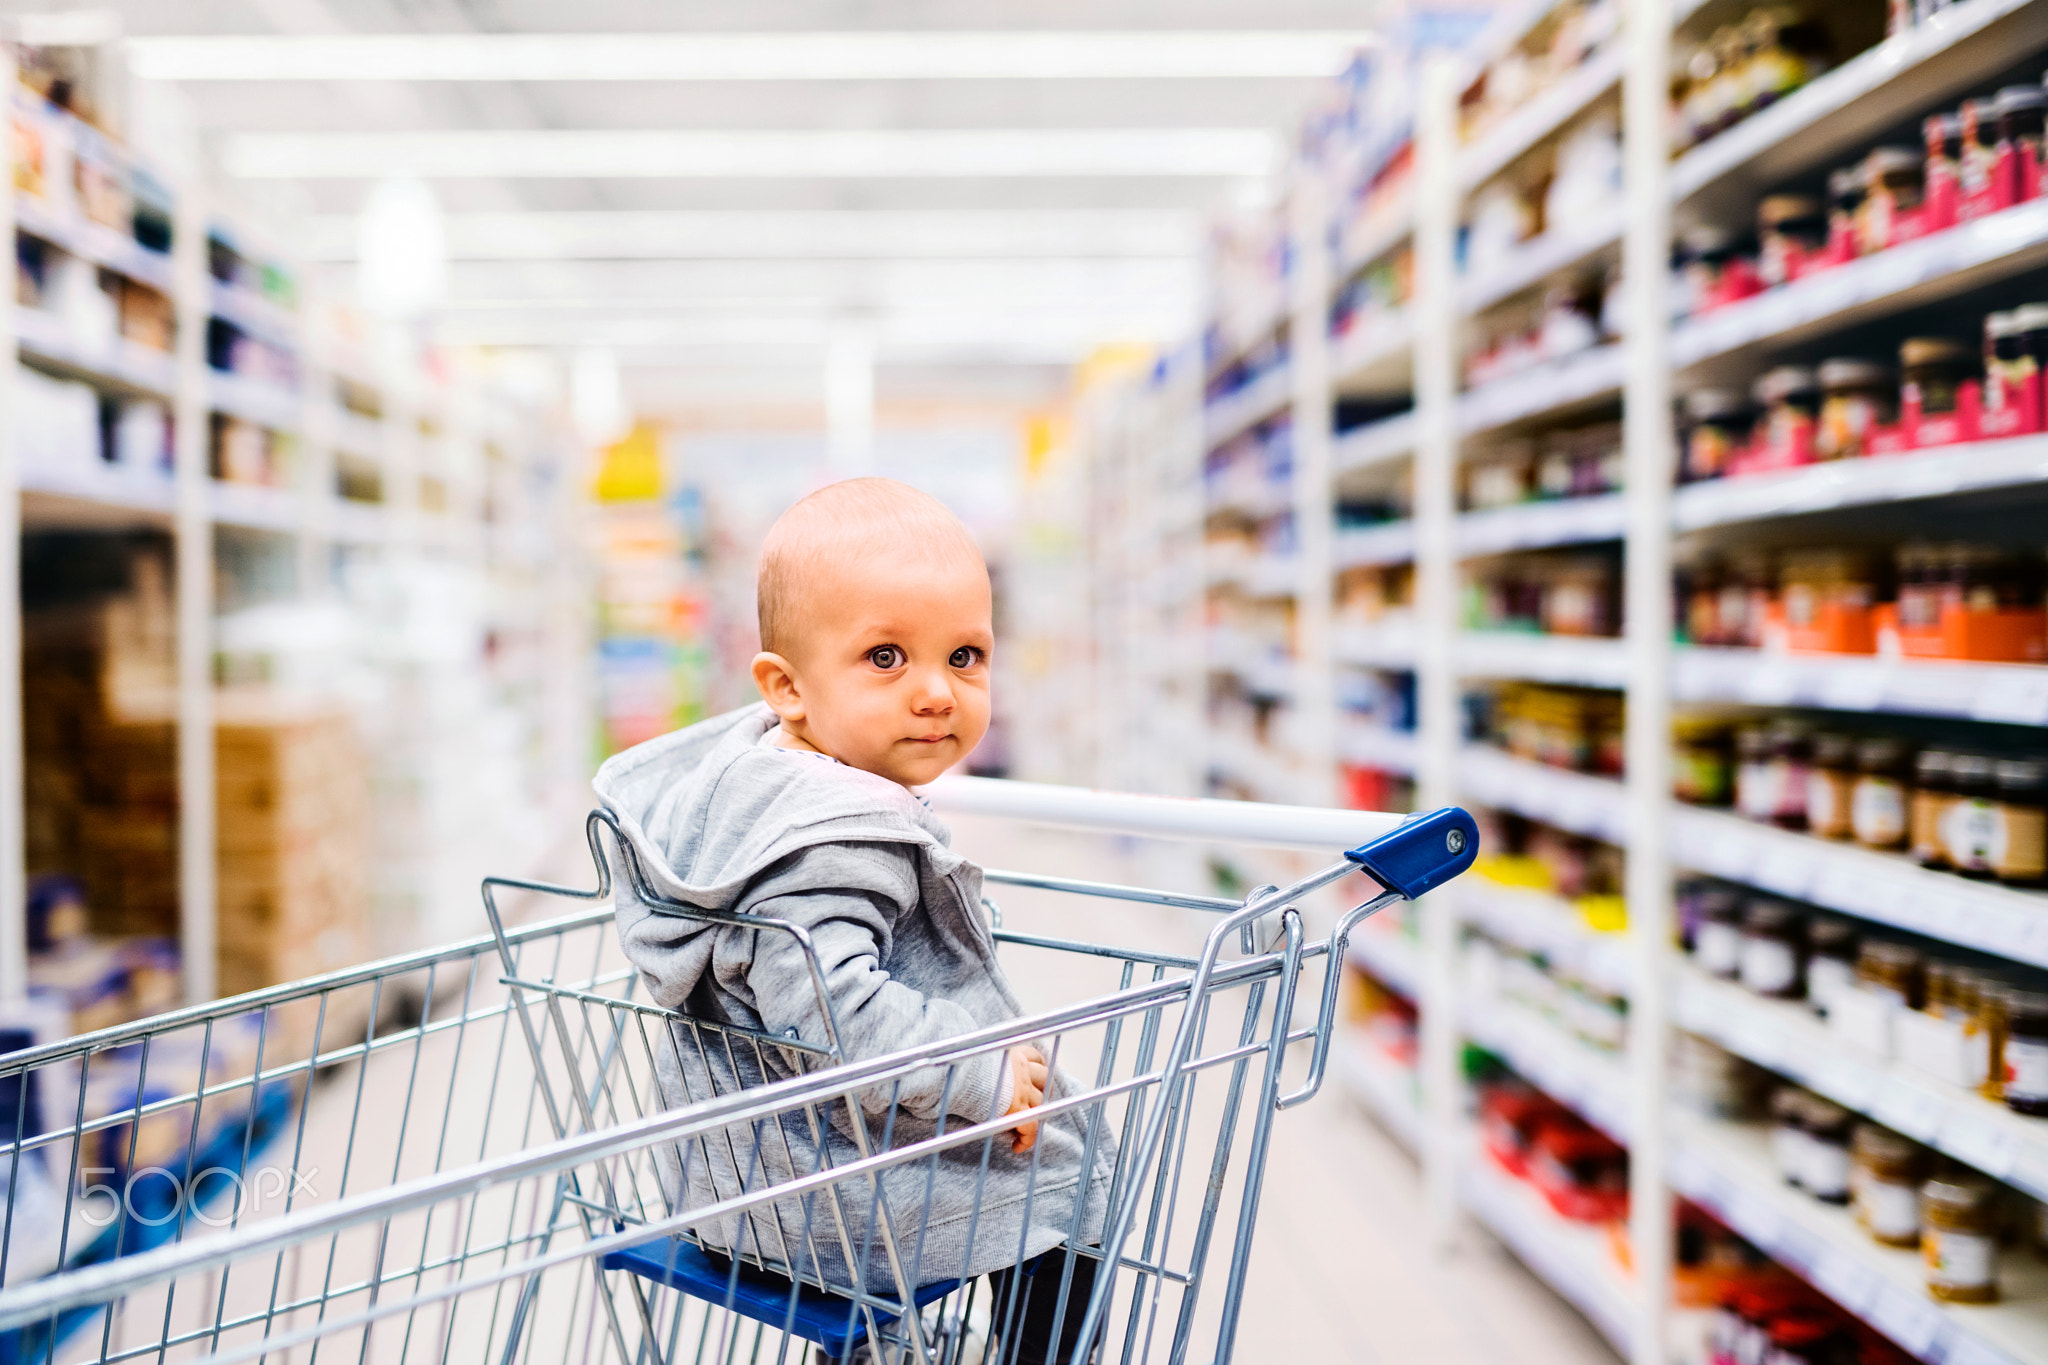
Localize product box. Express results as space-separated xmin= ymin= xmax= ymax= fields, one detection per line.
xmin=1760 ymin=602 xmax=1877 ymax=656
xmin=1874 ymin=602 xmax=2048 ymax=662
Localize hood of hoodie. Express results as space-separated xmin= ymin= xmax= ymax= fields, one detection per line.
xmin=591 ymin=701 xmax=969 ymax=921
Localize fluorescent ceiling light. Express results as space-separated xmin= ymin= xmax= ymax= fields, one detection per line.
xmin=299 ymin=209 xmax=1202 ymax=262
xmin=130 ymin=31 xmax=1374 ymax=82
xmin=411 ymin=256 xmax=1197 ymax=300
xmin=220 ymin=128 xmax=1280 ymax=179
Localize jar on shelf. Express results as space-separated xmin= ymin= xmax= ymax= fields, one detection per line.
xmin=1694 ymin=886 xmax=1744 ymax=979
xmin=1910 ymin=748 xmax=1957 ymax=868
xmin=1996 ymin=84 xmax=2048 ymax=207
xmin=1752 ymin=365 xmax=1821 ymax=467
xmin=1826 ymin=166 xmax=1864 ymax=264
xmin=1983 ymin=309 xmax=2043 ymax=436
xmin=1679 ymin=388 xmax=1754 ymax=483
xmin=1920 ymin=961 xmax=1995 ymax=1090
xmin=2002 ymin=986 xmax=2048 ymax=1116
xmin=1757 ymin=193 xmax=1827 ymax=287
xmin=1901 ymin=336 xmax=1977 ymax=439
xmin=1805 ymin=731 xmax=1856 ymax=838
xmin=1857 ymin=940 xmax=1925 ymax=1010
xmin=1852 ymin=1124 xmax=1928 ymax=1247
xmin=1942 ymin=752 xmax=1999 ymax=876
xmin=1739 ymin=897 xmax=1805 ymax=999
xmin=1734 ymin=725 xmax=1777 ymax=822
xmin=1859 ymin=146 xmax=1925 ymax=253
xmin=1961 ymin=98 xmax=2001 ymax=222
xmin=1851 ymin=736 xmax=1912 ymax=849
xmin=1925 ymin=111 xmax=1965 ymax=232
xmin=1804 ymin=1096 xmax=1853 ymax=1203
xmin=1992 ymin=757 xmax=2048 ymax=885
xmin=1814 ymin=358 xmax=1897 ymax=460
xmin=1922 ymin=1174 xmax=2001 ymax=1303
xmin=1769 ymin=1088 xmax=1813 ymax=1189
xmin=1673 ymin=717 xmax=1733 ymax=805
xmin=1806 ymin=916 xmax=1858 ymax=1017
xmin=1763 ymin=719 xmax=1812 ymax=828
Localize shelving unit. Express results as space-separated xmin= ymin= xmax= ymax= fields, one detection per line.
xmin=1107 ymin=0 xmax=2048 ymax=1357
xmin=0 ymin=45 xmax=590 ymax=1009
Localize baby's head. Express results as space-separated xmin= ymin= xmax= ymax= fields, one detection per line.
xmin=751 ymin=477 xmax=992 ymax=788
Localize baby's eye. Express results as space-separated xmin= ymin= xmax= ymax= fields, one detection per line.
xmin=949 ymin=646 xmax=983 ymax=669
xmin=866 ymin=645 xmax=904 ymax=670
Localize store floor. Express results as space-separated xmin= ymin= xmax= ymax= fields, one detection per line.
xmin=947 ymin=814 xmax=1621 ymax=1365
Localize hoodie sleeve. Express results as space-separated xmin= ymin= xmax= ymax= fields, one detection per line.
xmin=736 ymin=843 xmax=1009 ymax=1129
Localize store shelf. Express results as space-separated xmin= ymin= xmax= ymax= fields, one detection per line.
xmin=1348 ymin=920 xmax=1422 ymax=998
xmin=330 ymin=499 xmax=388 ymax=545
xmin=207 ymin=480 xmax=303 ymax=535
xmin=1206 ymin=553 xmax=1297 ymax=600
xmin=1334 ymin=521 xmax=1415 ymax=570
xmin=1334 ymin=413 xmax=1417 ymax=476
xmin=1672 ymin=647 xmax=2048 ymax=724
xmin=1339 ymin=197 xmax=1415 ymax=277
xmin=14 ymin=193 xmax=176 ymax=294
xmin=1337 ymin=719 xmax=1419 ymax=776
xmin=1673 ymin=198 xmax=2048 ymax=376
xmin=1464 ymin=992 xmax=1631 ymax=1142
xmin=18 ymin=460 xmax=174 ymax=524
xmin=15 ymin=308 xmax=177 ymax=399
xmin=1203 ymin=367 xmax=1292 ymax=449
xmin=1333 ymin=620 xmax=1417 ymax=671
xmin=1456 ymin=345 xmax=1625 ymax=437
xmin=330 ymin=407 xmax=388 ymax=459
xmin=1207 ymin=730 xmax=1302 ymax=804
xmin=1455 ymin=492 xmax=1627 ymax=557
xmin=209 ymin=372 xmax=302 ymax=433
xmin=1672 ymin=434 xmax=2048 ymax=532
xmin=1672 ymin=0 xmax=2048 ymax=212
xmin=1458 ymin=746 xmax=1630 ymax=845
xmin=1459 ymin=45 xmax=1626 ymax=195
xmin=1461 ymin=211 xmax=1625 ymax=317
xmin=1455 ymin=878 xmax=1632 ymax=998
xmin=1336 ymin=1033 xmax=1423 ymax=1152
xmin=1672 ymin=964 xmax=2048 ymax=1204
xmin=1456 ymin=632 xmax=1630 ymax=688
xmin=208 ymin=282 xmax=300 ymax=352
xmin=1332 ymin=312 xmax=1412 ymax=397
xmin=1459 ymin=1151 xmax=1634 ymax=1357
xmin=1671 ymin=1120 xmax=2048 ymax=1365
xmin=1670 ymin=805 xmax=2048 ymax=971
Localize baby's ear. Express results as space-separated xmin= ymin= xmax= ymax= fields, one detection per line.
xmin=751 ymin=651 xmax=804 ymax=718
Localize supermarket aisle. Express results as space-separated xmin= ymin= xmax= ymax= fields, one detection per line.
xmin=947 ymin=815 xmax=1620 ymax=1365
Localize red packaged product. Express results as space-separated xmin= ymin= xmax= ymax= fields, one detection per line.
xmin=1478 ymin=1084 xmax=1566 ymax=1178
xmin=1960 ymin=100 xmax=2002 ymax=222
xmin=1924 ymin=112 xmax=1962 ymax=234
xmin=1527 ymin=1121 xmax=1628 ymax=1222
xmin=1900 ymin=338 xmax=1980 ymax=449
xmin=1995 ymin=85 xmax=2048 ymax=209
xmin=1982 ymin=308 xmax=2045 ymax=439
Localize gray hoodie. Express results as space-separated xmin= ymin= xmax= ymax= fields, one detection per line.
xmin=593 ymin=703 xmax=1113 ymax=1293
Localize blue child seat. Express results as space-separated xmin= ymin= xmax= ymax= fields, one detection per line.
xmin=604 ymin=1238 xmax=960 ymax=1358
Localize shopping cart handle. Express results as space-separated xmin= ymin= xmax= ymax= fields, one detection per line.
xmin=1343 ymin=806 xmax=1479 ymax=899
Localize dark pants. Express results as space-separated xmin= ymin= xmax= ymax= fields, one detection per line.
xmin=984 ymin=1245 xmax=1102 ymax=1365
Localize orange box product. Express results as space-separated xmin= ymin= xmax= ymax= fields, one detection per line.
xmin=1938 ymin=604 xmax=2048 ymax=662
xmin=1765 ymin=549 xmax=1881 ymax=655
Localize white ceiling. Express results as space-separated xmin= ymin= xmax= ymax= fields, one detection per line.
xmin=11 ymin=0 xmax=1376 ymax=414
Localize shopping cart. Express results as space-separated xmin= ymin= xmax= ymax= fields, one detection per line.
xmin=0 ymin=779 xmax=1475 ymax=1365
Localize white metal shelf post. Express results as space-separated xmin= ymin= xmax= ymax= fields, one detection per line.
xmin=1290 ymin=168 xmax=1339 ymax=808
xmin=172 ymin=188 xmax=216 ymax=1004
xmin=1412 ymin=53 xmax=1464 ymax=1253
xmin=0 ymin=38 xmax=25 ymax=1005
xmin=1623 ymin=0 xmax=1677 ymax=1355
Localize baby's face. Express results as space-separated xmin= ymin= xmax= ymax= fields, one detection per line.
xmin=773 ymin=548 xmax=992 ymax=787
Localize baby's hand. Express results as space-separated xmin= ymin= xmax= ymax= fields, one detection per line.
xmin=1003 ymin=1045 xmax=1048 ymax=1154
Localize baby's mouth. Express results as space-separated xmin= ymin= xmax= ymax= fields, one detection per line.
xmin=907 ymin=734 xmax=952 ymax=745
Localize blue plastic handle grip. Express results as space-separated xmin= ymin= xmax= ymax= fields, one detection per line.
xmin=1343 ymin=806 xmax=1480 ymax=899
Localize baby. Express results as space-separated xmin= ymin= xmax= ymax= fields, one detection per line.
xmin=595 ymin=477 xmax=1112 ymax=1363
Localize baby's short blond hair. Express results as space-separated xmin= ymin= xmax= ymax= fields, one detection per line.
xmin=756 ymin=477 xmax=984 ymax=658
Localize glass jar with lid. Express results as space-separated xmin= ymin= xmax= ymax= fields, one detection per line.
xmin=1826 ymin=166 xmax=1865 ymax=263
xmin=1852 ymin=1124 xmax=1928 ymax=1246
xmin=1926 ymin=111 xmax=1965 ymax=230
xmin=1803 ymin=1096 xmax=1853 ymax=1202
xmin=2002 ymin=986 xmax=2048 ymax=1115
xmin=1679 ymin=388 xmax=1754 ymax=483
xmin=1911 ymin=748 xmax=1957 ymax=868
xmin=1858 ymin=940 xmax=1925 ymax=1009
xmin=1896 ymin=542 xmax=1942 ymax=633
xmin=1984 ymin=309 xmax=2043 ymax=435
xmin=1752 ymin=365 xmax=1821 ymax=467
xmin=1694 ymin=886 xmax=1744 ymax=979
xmin=1672 ymin=717 xmax=1732 ymax=805
xmin=1901 ymin=337 xmax=1977 ymax=426
xmin=1922 ymin=1174 xmax=2001 ymax=1302
xmin=1769 ymin=1088 xmax=1813 ymax=1189
xmin=1763 ymin=719 xmax=1812 ymax=828
xmin=1815 ymin=358 xmax=1897 ymax=459
xmin=1805 ymin=731 xmax=1856 ymax=838
xmin=1806 ymin=916 xmax=1858 ymax=1017
xmin=1859 ymin=146 xmax=1925 ymax=252
xmin=1851 ymin=736 xmax=1911 ymax=849
xmin=1992 ymin=757 xmax=2048 ymax=885
xmin=1758 ymin=193 xmax=1827 ymax=287
xmin=1961 ymin=98 xmax=2002 ymax=221
xmin=1739 ymin=897 xmax=1805 ymax=999
xmin=1734 ymin=725 xmax=1776 ymax=822
xmin=1943 ymin=753 xmax=2000 ymax=876
xmin=1996 ymin=84 xmax=2048 ymax=206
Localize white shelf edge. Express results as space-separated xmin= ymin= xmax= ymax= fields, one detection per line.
xmin=1333 ymin=621 xmax=1418 ymax=671
xmin=1672 ymin=965 xmax=2048 ymax=1205
xmin=1672 ymin=0 xmax=2047 ymax=203
xmin=1455 ymin=878 xmax=1632 ymax=998
xmin=1673 ymin=197 xmax=2048 ymax=371
xmin=1347 ymin=922 xmax=1423 ymax=997
xmin=1458 ymin=45 xmax=1627 ymax=195
xmin=1333 ymin=412 xmax=1417 ymax=475
xmin=1203 ymin=366 xmax=1293 ymax=450
xmin=1461 ymin=212 xmax=1626 ymax=317
xmin=1456 ymin=345 xmax=1626 ymax=437
xmin=1331 ymin=311 xmax=1413 ymax=391
xmin=16 ymin=308 xmax=178 ymax=399
xmin=1671 ymin=805 xmax=2048 ymax=971
xmin=1462 ymin=993 xmax=1632 ymax=1142
xmin=1459 ymin=1150 xmax=1636 ymax=1357
xmin=1458 ymin=746 xmax=1631 ymax=845
xmin=14 ymin=193 xmax=176 ymax=294
xmin=1672 ymin=434 xmax=2048 ymax=532
xmin=1338 ymin=198 xmax=1416 ymax=279
xmin=1455 ymin=633 xmax=1631 ymax=689
xmin=1337 ymin=720 xmax=1419 ymax=777
xmin=1672 ymin=646 xmax=2048 ymax=724
xmin=1455 ymin=492 xmax=1627 ymax=557
xmin=1333 ymin=520 xmax=1416 ymax=569
xmin=1336 ymin=1033 xmax=1423 ymax=1152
